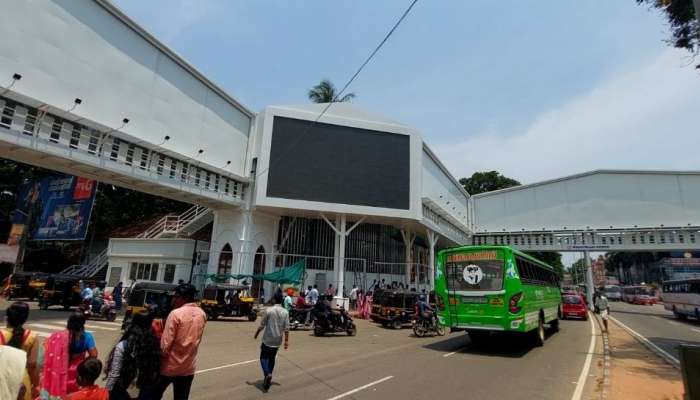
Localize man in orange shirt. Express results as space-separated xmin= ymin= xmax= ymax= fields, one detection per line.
xmin=154 ymin=283 xmax=206 ymax=400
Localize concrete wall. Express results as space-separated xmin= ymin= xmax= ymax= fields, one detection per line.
xmin=0 ymin=0 xmax=252 ymax=177
xmin=420 ymin=146 xmax=470 ymax=228
xmin=473 ymin=170 xmax=700 ymax=232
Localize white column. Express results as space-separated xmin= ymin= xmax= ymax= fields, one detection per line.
xmin=337 ymin=214 xmax=347 ymax=300
xmin=584 ymin=251 xmax=594 ymax=310
xmin=400 ymin=229 xmax=416 ymax=288
xmin=426 ymin=228 xmax=438 ymax=290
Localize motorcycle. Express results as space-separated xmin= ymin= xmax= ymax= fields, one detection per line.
xmin=412 ymin=314 xmax=445 ymax=337
xmin=312 ymin=307 xmax=356 ymax=336
xmin=79 ymin=298 xmax=118 ymax=322
xmin=289 ymin=306 xmax=314 ymax=330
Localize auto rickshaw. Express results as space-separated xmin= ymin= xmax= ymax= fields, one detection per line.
xmin=200 ymin=284 xmax=258 ymax=321
xmin=370 ymin=289 xmax=435 ymax=329
xmin=7 ymin=272 xmax=48 ymax=300
xmin=122 ymin=282 xmax=177 ymax=330
xmin=38 ymin=274 xmax=84 ymax=310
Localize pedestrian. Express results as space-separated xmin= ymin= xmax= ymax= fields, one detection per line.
xmin=105 ymin=312 xmax=161 ymax=399
xmin=154 ymin=283 xmax=206 ymax=400
xmin=40 ymin=313 xmax=98 ymax=398
xmin=349 ymin=285 xmax=358 ymax=310
xmin=325 ymin=284 xmax=335 ymax=297
xmin=1 ymin=302 xmax=39 ymax=400
xmin=113 ymin=282 xmax=123 ymax=310
xmin=283 ymin=288 xmax=294 ymax=312
xmin=595 ymin=292 xmax=610 ymax=332
xmin=254 ymin=292 xmax=289 ymax=393
xmin=66 ymin=358 xmax=109 ymax=400
xmin=0 ymin=344 xmax=27 ymax=400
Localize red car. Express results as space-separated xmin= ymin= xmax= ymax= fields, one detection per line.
xmin=632 ymin=295 xmax=656 ymax=305
xmin=562 ymin=294 xmax=588 ymax=320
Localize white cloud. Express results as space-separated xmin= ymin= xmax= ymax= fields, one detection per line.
xmin=433 ymin=50 xmax=700 ymax=184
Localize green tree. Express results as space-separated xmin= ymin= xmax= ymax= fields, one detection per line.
xmin=526 ymin=251 xmax=565 ymax=278
xmin=307 ymin=79 xmax=356 ymax=103
xmin=637 ymin=0 xmax=699 ymax=69
xmin=459 ymin=171 xmax=520 ymax=195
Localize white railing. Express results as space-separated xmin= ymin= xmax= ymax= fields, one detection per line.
xmin=136 ymin=205 xmax=211 ymax=239
xmin=0 ymin=95 xmax=245 ymax=202
xmin=60 ymin=249 xmax=109 ymax=277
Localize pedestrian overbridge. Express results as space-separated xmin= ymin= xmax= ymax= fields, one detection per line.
xmin=472 ymin=170 xmax=700 ymax=251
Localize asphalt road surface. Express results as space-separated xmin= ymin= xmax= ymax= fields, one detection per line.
xmin=1 ymin=300 xmax=601 ymax=400
xmin=609 ymin=300 xmax=700 ymax=365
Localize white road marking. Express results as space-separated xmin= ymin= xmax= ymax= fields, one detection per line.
xmin=195 ymin=359 xmax=256 ymax=374
xmin=691 ymin=328 xmax=700 ymax=334
xmin=326 ymin=376 xmax=394 ymax=400
xmin=28 ymin=323 xmax=65 ymax=331
xmin=443 ymin=351 xmax=458 ymax=358
xmin=610 ymin=316 xmax=680 ymax=366
xmin=571 ymin=312 xmax=596 ymax=400
xmin=84 ymin=324 xmax=118 ymax=331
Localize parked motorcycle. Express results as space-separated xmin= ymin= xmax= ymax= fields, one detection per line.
xmin=312 ymin=307 xmax=356 ymax=336
xmin=412 ymin=314 xmax=445 ymax=337
xmin=79 ymin=298 xmax=118 ymax=322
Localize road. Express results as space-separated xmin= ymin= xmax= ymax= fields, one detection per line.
xmin=1 ymin=300 xmax=601 ymax=400
xmin=609 ymin=301 xmax=700 ymax=365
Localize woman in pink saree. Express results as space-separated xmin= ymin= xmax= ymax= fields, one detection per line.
xmin=357 ymin=290 xmax=373 ymax=319
xmin=39 ymin=313 xmax=98 ymax=399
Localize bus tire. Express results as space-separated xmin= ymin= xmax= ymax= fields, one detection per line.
xmin=531 ymin=314 xmax=545 ymax=347
xmin=550 ymin=318 xmax=559 ymax=333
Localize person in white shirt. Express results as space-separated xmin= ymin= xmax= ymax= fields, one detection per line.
xmin=254 ymin=293 xmax=289 ymax=393
xmin=349 ymin=285 xmax=359 ymax=310
xmin=306 ymin=285 xmax=320 ymax=305
xmin=0 ymin=345 xmax=27 ymax=400
xmin=595 ymin=293 xmax=610 ymax=332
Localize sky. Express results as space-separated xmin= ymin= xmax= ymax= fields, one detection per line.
xmin=111 ymin=0 xmax=699 ymax=188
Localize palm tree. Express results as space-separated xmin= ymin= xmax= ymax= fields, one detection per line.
xmin=307 ymin=79 xmax=356 ymax=103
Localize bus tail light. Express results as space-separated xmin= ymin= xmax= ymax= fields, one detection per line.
xmin=509 ymin=292 xmax=522 ymax=314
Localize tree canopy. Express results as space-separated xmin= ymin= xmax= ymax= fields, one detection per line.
xmin=459 ymin=171 xmax=521 ymax=195
xmin=637 ymin=0 xmax=699 ymax=69
xmin=307 ymin=79 xmax=356 ymax=103
xmin=526 ymin=251 xmax=565 ymax=278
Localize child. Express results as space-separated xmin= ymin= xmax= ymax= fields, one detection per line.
xmin=66 ymin=358 xmax=109 ymax=400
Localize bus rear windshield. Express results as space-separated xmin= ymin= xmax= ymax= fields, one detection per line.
xmin=446 ymin=260 xmax=503 ymax=292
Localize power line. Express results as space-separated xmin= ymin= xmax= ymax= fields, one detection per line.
xmin=255 ymin=0 xmax=419 ymax=180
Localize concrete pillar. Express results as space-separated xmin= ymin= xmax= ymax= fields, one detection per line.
xmin=584 ymin=251 xmax=594 ymax=310
xmin=426 ymin=229 xmax=438 ymax=291
xmin=401 ymin=229 xmax=416 ymax=288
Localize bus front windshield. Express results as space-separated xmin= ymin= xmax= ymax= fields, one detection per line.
xmin=446 ymin=260 xmax=504 ymax=292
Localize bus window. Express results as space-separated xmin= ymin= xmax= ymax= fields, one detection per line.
xmin=446 ymin=259 xmax=503 ymax=291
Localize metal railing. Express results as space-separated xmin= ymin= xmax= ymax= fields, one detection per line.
xmin=60 ymin=249 xmax=109 ymax=277
xmin=0 ymin=95 xmax=246 ymax=202
xmin=136 ymin=205 xmax=211 ymax=239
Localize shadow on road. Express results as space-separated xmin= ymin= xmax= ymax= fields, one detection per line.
xmin=422 ymin=328 xmax=557 ymax=358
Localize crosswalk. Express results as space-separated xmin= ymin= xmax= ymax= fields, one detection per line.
xmin=26 ymin=318 xmax=123 ymax=338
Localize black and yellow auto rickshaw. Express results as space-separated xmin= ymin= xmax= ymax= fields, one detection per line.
xmin=38 ymin=274 xmax=84 ymax=310
xmin=7 ymin=272 xmax=48 ymax=300
xmin=370 ymin=289 xmax=435 ymax=329
xmin=122 ymin=282 xmax=177 ymax=330
xmin=200 ymin=284 xmax=258 ymax=321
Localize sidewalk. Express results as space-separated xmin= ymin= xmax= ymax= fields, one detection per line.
xmin=607 ymin=316 xmax=684 ymax=400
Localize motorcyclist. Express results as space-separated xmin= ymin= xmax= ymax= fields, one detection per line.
xmin=90 ymin=282 xmax=103 ymax=313
xmin=415 ymin=295 xmax=435 ymax=325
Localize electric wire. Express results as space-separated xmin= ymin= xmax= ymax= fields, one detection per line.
xmin=255 ymin=0 xmax=419 ymax=181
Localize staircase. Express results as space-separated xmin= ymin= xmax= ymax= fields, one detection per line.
xmin=60 ymin=205 xmax=212 ymax=278
xmin=136 ymin=205 xmax=213 ymax=239
xmin=61 ymin=249 xmax=109 ymax=278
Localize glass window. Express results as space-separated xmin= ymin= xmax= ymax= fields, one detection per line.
xmin=163 ymin=264 xmax=176 ymax=283
xmin=446 ymin=260 xmax=504 ymax=291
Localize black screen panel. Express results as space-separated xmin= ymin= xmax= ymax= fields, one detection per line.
xmin=266 ymin=116 xmax=410 ymax=209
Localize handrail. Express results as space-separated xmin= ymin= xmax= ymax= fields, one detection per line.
xmin=134 ymin=205 xmax=211 ymax=239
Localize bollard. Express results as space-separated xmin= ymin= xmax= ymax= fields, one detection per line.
xmin=679 ymin=344 xmax=700 ymax=400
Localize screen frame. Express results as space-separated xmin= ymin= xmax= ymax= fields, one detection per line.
xmin=253 ymin=106 xmax=421 ymax=219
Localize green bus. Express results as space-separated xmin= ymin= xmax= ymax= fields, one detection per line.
xmin=435 ymin=245 xmax=561 ymax=346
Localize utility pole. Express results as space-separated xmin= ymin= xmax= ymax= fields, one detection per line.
xmin=584 ymin=251 xmax=595 ymax=310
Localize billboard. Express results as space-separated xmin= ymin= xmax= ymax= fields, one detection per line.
xmin=267 ymin=116 xmax=410 ymax=209
xmin=12 ymin=175 xmax=97 ymax=241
